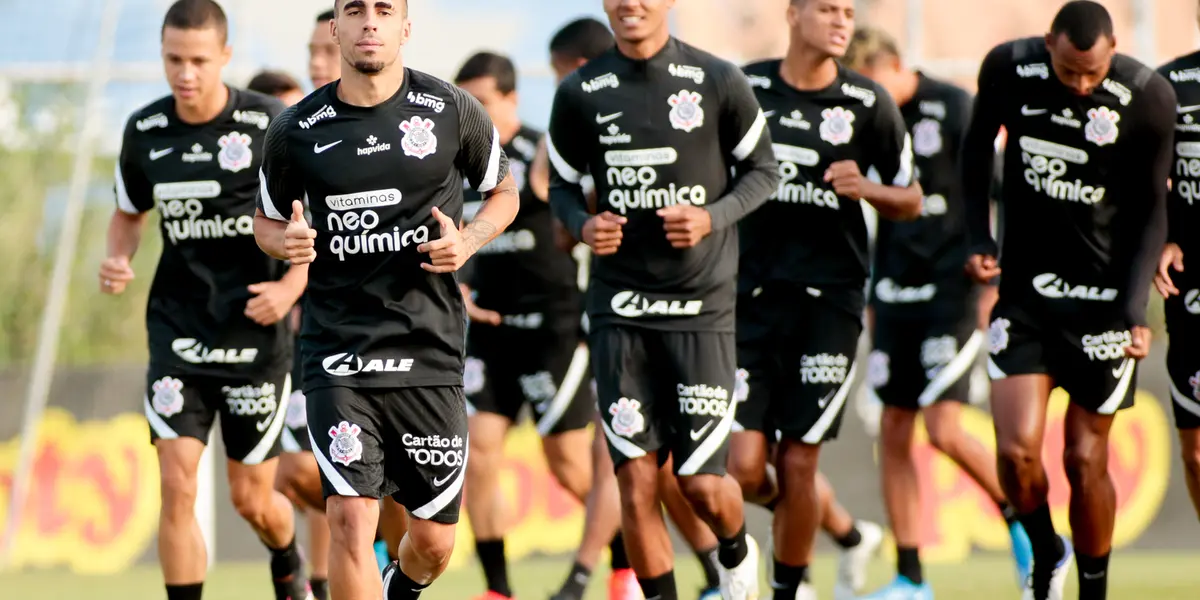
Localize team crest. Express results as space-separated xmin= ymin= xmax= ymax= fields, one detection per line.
xmin=734 ymin=368 xmax=750 ymax=402
xmin=151 ymin=376 xmax=185 ymax=417
xmin=912 ymin=118 xmax=943 ymax=157
xmin=328 ymin=421 xmax=364 ymax=466
xmin=989 ymin=318 xmax=1012 ymax=354
xmin=1190 ymin=371 xmax=1200 ymax=400
xmin=1084 ymin=106 xmax=1120 ymax=146
xmin=285 ymin=391 xmax=307 ymax=429
xmin=463 ymin=357 xmax=485 ymax=396
xmin=667 ymin=90 xmax=705 ymax=132
xmin=866 ymin=351 xmax=890 ymax=389
xmin=399 ymin=116 xmax=438 ymax=159
xmin=216 ymin=131 xmax=253 ymax=172
xmin=819 ymin=107 xmax=855 ymax=145
xmin=608 ymin=397 xmax=646 ymax=438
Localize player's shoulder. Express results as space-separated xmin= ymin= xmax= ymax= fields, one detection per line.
xmin=123 ymin=94 xmax=175 ymax=136
xmin=227 ymin=87 xmax=284 ymax=132
xmin=1105 ymin=54 xmax=1174 ymax=111
xmin=665 ymin=37 xmax=741 ymax=83
xmin=1158 ymin=49 xmax=1200 ymax=86
xmin=836 ymin=65 xmax=886 ymax=109
xmin=984 ymin=36 xmax=1051 ymax=81
xmin=563 ymin=48 xmax=623 ymax=96
xmin=740 ymin=58 xmax=782 ymax=90
xmin=917 ymin=72 xmax=969 ymax=100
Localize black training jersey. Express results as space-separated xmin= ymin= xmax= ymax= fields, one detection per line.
xmin=871 ymin=73 xmax=973 ymax=316
xmin=116 ymin=87 xmax=290 ymax=377
xmin=1160 ymin=52 xmax=1200 ymax=283
xmin=962 ymin=38 xmax=1175 ymax=327
xmin=740 ymin=60 xmax=914 ymax=295
xmin=463 ymin=125 xmax=579 ymax=320
xmin=257 ymin=72 xmax=509 ymax=391
xmin=547 ymin=38 xmax=778 ymax=333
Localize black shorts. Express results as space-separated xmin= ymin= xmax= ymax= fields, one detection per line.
xmin=590 ymin=326 xmax=736 ymax=477
xmin=869 ymin=310 xmax=984 ymax=410
xmin=144 ymin=368 xmax=292 ymax=464
xmin=987 ymin=301 xmax=1136 ymax=414
xmin=465 ymin=322 xmax=595 ymax=435
xmin=306 ymin=386 xmax=468 ymax=524
xmin=1166 ymin=296 xmax=1200 ymax=430
xmin=736 ymin=286 xmax=863 ymax=443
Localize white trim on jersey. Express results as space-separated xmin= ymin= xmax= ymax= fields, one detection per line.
xmin=535 ymin=344 xmax=590 ymax=436
xmin=114 ymin=163 xmax=141 ymax=215
xmin=677 ymin=397 xmax=740 ymax=476
xmin=411 ymin=441 xmax=469 ymax=520
xmin=601 ymin=419 xmax=647 ymax=459
xmin=1171 ymin=381 xmax=1200 ymax=419
xmin=801 ymin=362 xmax=858 ymax=444
xmin=545 ymin=135 xmax=582 ymax=184
xmin=1097 ymin=358 xmax=1135 ymax=415
xmin=241 ymin=374 xmax=292 ymax=465
xmin=144 ymin=395 xmax=179 ymax=439
xmin=258 ymin=167 xmax=288 ymax=221
xmin=731 ymin=109 xmax=767 ymax=161
xmin=477 ymin=126 xmax=502 ymax=192
xmin=918 ymin=330 xmax=986 ymax=407
xmin=309 ymin=426 xmax=360 ymax=497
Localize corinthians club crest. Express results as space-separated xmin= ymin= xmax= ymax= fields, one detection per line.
xmin=819 ymin=107 xmax=855 ymax=145
xmin=1084 ymin=106 xmax=1120 ymax=146
xmin=911 ymin=118 xmax=943 ymax=157
xmin=151 ymin=376 xmax=185 ymax=417
xmin=399 ymin=116 xmax=438 ymax=159
xmin=217 ymin=132 xmax=253 ymax=172
xmin=667 ymin=90 xmax=704 ymax=132
xmin=328 ymin=421 xmax=364 ymax=466
xmin=608 ymin=397 xmax=646 ymax=438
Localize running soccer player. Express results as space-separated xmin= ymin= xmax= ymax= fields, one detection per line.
xmin=1156 ymin=42 xmax=1200 ymax=522
xmin=962 ymin=2 xmax=1175 ymax=599
xmin=309 ymin=9 xmax=341 ymax=91
xmin=547 ymin=2 xmax=779 ymax=599
xmin=844 ymin=26 xmax=1033 ymax=598
xmin=733 ymin=2 xmax=923 ymax=599
xmin=449 ymin=50 xmax=598 ymax=600
xmin=254 ymin=1 xmax=518 ymax=599
xmin=101 ymin=2 xmax=308 ymax=600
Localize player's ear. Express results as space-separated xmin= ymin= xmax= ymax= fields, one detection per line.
xmin=221 ymin=44 xmax=232 ymax=66
xmin=786 ymin=3 xmax=801 ymax=28
xmin=400 ymin=17 xmax=412 ymax=47
xmin=1043 ymin=32 xmax=1056 ymax=53
xmin=330 ymin=17 xmax=338 ymax=43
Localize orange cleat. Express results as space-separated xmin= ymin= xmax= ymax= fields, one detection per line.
xmin=473 ymin=591 xmax=515 ymax=600
xmin=608 ymin=568 xmax=644 ymax=600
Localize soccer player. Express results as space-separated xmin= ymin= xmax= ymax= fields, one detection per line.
xmin=450 ymin=50 xmax=599 ymax=600
xmin=254 ymin=1 xmax=518 ymax=599
xmin=1155 ymin=41 xmax=1200 ymax=522
xmin=962 ymin=2 xmax=1175 ymax=599
xmin=732 ymin=1 xmax=923 ymax=598
xmin=547 ymin=1 xmax=780 ymax=598
xmin=844 ymin=26 xmax=1033 ymax=597
xmin=309 ymin=9 xmax=341 ymax=91
xmin=100 ymin=2 xmax=308 ymax=600
xmin=249 ymin=70 xmax=306 ymax=107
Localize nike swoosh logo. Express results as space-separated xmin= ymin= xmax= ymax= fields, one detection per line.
xmin=149 ymin=148 xmax=174 ymax=160
xmin=255 ymin=409 xmax=277 ymax=432
xmin=690 ymin=420 xmax=714 ymax=441
xmin=313 ymin=140 xmax=343 ymax=153
xmin=1178 ymin=104 xmax=1200 ymax=114
xmin=595 ymin=112 xmax=623 ymax=124
xmin=817 ymin=391 xmax=835 ymax=409
xmin=1112 ymin=359 xmax=1131 ymax=379
xmin=432 ymin=467 xmax=459 ymax=487
xmin=1021 ymin=105 xmax=1047 ymax=115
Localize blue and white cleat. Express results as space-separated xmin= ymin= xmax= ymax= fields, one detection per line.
xmin=698 ymin=587 xmax=721 ymax=600
xmin=855 ymin=576 xmax=933 ymax=600
xmin=1008 ymin=521 xmax=1034 ymax=585
xmin=1020 ymin=535 xmax=1073 ymax=600
xmin=373 ymin=539 xmax=390 ymax=573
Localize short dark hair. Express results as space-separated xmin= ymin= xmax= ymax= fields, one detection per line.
xmin=454 ymin=52 xmax=517 ymax=95
xmin=843 ymin=26 xmax=901 ymax=71
xmin=247 ymin=70 xmax=302 ymax=97
xmin=1050 ymin=0 xmax=1114 ymax=51
xmin=162 ymin=0 xmax=228 ymax=43
xmin=317 ymin=9 xmax=335 ymax=22
xmin=549 ymin=18 xmax=614 ymax=62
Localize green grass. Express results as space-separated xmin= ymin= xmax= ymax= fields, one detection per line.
xmin=6 ymin=551 xmax=1200 ymax=599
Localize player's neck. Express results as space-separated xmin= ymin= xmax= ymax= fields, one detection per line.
xmin=615 ymin=30 xmax=670 ymax=61
xmin=176 ymin=84 xmax=229 ymax=125
xmin=337 ymin=63 xmax=406 ymax=108
xmin=893 ymin=70 xmax=920 ymax=107
xmin=780 ymin=45 xmax=838 ymax=91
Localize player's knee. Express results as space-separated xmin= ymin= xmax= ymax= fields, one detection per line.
xmin=229 ymin=477 xmax=272 ymax=525
xmin=616 ymin=473 xmax=659 ymax=516
xmin=726 ymin=454 xmax=765 ymax=499
xmin=326 ymin=496 xmax=378 ymax=550
xmin=1062 ymin=442 xmax=1105 ymax=485
xmin=996 ymin=438 xmax=1038 ymax=473
xmin=677 ymin=474 xmax=722 ymax=512
xmin=924 ymin=418 xmax=961 ymax=456
xmin=1182 ymin=442 xmax=1200 ymax=479
xmin=547 ymin=458 xmax=590 ymax=501
xmin=159 ymin=468 xmax=198 ymax=517
xmin=778 ymin=443 xmax=820 ymax=479
xmin=880 ymin=408 xmax=918 ymax=455
xmin=407 ymin=520 xmax=456 ymax=568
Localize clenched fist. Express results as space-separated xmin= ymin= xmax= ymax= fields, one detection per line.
xmin=657 ymin=204 xmax=712 ymax=249
xmin=824 ymin=160 xmax=869 ymax=199
xmin=582 ymin=211 xmax=627 ymax=256
xmin=284 ymin=200 xmax=317 ymax=264
xmin=99 ymin=256 xmax=135 ymax=294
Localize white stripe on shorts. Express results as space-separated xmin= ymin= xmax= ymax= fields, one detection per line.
xmin=241 ymin=374 xmax=292 ymax=465
xmin=144 ymin=395 xmax=179 ymax=439
xmin=1096 ymin=358 xmax=1135 ymax=415
xmin=677 ymin=397 xmax=739 ymax=476
xmin=281 ymin=427 xmax=302 ymax=453
xmin=601 ymin=419 xmax=647 ymax=459
xmin=536 ymin=344 xmax=590 ymax=436
xmin=801 ymin=362 xmax=858 ymax=444
xmin=308 ymin=426 xmax=359 ymax=497
xmin=1171 ymin=381 xmax=1200 ymax=419
xmin=918 ymin=330 xmax=985 ymax=408
xmin=411 ymin=438 xmax=470 ymax=520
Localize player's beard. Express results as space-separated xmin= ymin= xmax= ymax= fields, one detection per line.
xmin=352 ymin=59 xmax=386 ymax=74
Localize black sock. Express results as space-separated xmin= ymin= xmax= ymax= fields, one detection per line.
xmin=896 ymin=546 xmax=923 ymax=585
xmin=771 ymin=562 xmax=809 ymax=599
xmin=267 ymin=537 xmax=302 ymax=581
xmin=1077 ymin=552 xmax=1110 ymax=600
xmin=762 ymin=495 xmax=779 ymax=512
xmin=475 ymin=539 xmax=512 ymax=597
xmin=557 ymin=562 xmax=592 ymax=599
xmin=637 ymin=572 xmax=677 ymax=600
xmin=610 ymin=532 xmax=631 ymax=570
xmin=695 ymin=546 xmax=720 ymax=589
xmin=716 ymin=523 xmax=749 ymax=569
xmin=1019 ymin=504 xmax=1065 ymax=569
xmin=833 ymin=524 xmax=863 ymax=549
xmin=384 ymin=561 xmax=428 ymax=600
xmin=166 ymin=583 xmax=204 ymax=600
xmin=998 ymin=501 xmax=1020 ymax=526
xmin=309 ymin=578 xmax=328 ymax=600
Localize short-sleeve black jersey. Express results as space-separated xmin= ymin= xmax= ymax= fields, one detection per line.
xmin=962 ymin=38 xmax=1175 ymax=327
xmin=462 ymin=125 xmax=579 ymax=319
xmin=116 ymin=87 xmax=290 ymax=377
xmin=547 ymin=38 xmax=778 ymax=333
xmin=870 ymin=73 xmax=973 ymax=316
xmin=257 ymin=72 xmax=509 ymax=391
xmin=1159 ymin=52 xmax=1200 ymax=285
xmin=740 ymin=60 xmax=915 ymax=296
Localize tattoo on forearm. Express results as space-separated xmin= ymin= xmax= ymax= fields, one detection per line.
xmin=463 ymin=219 xmax=498 ymax=255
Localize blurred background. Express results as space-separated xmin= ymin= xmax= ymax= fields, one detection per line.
xmin=1 ymin=1 xmax=1198 ymax=598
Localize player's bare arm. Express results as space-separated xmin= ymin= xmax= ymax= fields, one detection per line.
xmin=245 ymin=263 xmax=309 ymax=326
xmin=99 ymin=209 xmax=149 ymax=294
xmin=418 ymin=172 xmax=518 ymax=273
xmin=254 ymin=201 xmax=318 ymax=263
xmin=825 ymin=159 xmax=923 ymax=220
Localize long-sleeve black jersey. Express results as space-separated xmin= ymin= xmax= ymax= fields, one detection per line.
xmin=257 ymin=73 xmax=509 ymax=391
xmin=740 ymin=60 xmax=914 ymax=302
xmin=871 ymin=73 xmax=973 ymax=316
xmin=116 ymin=87 xmax=290 ymax=377
xmin=547 ymin=38 xmax=778 ymax=333
xmin=962 ymin=37 xmax=1175 ymax=327
xmin=462 ymin=125 xmax=580 ymax=320
xmin=1160 ymin=52 xmax=1200 ymax=292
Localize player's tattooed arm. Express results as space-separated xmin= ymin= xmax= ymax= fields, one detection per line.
xmin=465 ymin=173 xmax=520 ymax=254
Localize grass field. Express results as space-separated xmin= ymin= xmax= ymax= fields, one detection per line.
xmin=6 ymin=551 xmax=1200 ymax=599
